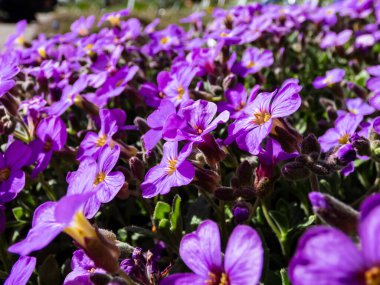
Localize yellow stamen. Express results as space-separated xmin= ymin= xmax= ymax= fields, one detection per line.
xmin=96 ymin=134 xmax=107 ymax=147
xmin=160 ymin=36 xmax=170 ymax=44
xmin=177 ymin=86 xmax=185 ymax=99
xmin=78 ymin=28 xmax=89 ymax=36
xmin=16 ymin=36 xmax=25 ymax=46
xmin=63 ymin=211 xmax=97 ymax=248
xmin=365 ymin=267 xmax=380 ymax=285
xmin=205 ymin=272 xmax=230 ymax=285
xmin=326 ymin=9 xmax=334 ymax=15
xmin=247 ymin=61 xmax=256 ymax=68
xmin=94 ymin=172 xmax=106 ymax=186
xmin=323 ymin=75 xmax=334 ymax=86
xmin=166 ymin=159 xmax=178 ymax=175
xmin=220 ymin=31 xmax=228 ymax=37
xmin=108 ymin=15 xmax=121 ymax=26
xmin=43 ymin=140 xmax=53 ymax=152
xmin=236 ymin=101 xmax=246 ymax=111
xmin=253 ymin=110 xmax=271 ymax=125
xmin=38 ymin=47 xmax=47 ymax=59
xmin=194 ymin=125 xmax=204 ymax=135
xmin=0 ymin=168 xmax=10 ymax=182
xmin=338 ymin=133 xmax=350 ymax=145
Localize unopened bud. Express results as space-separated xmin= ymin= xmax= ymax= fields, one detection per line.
xmin=301 ymin=134 xmax=321 ymax=155
xmin=270 ymin=118 xmax=302 ymax=153
xmin=129 ymin=156 xmax=145 ymax=181
xmin=117 ymin=182 xmax=130 ymax=200
xmin=222 ymin=74 xmax=237 ymax=90
xmin=234 ymin=186 xmax=256 ymax=200
xmin=236 ymin=160 xmax=253 ymax=187
xmin=254 ymin=177 xmax=272 ymax=198
xmin=309 ymin=192 xmax=359 ymax=235
xmin=347 ymin=82 xmax=367 ymax=99
xmin=134 ymin=117 xmax=149 ymax=134
xmin=0 ymin=93 xmax=19 ymax=116
xmin=193 ymin=166 xmax=220 ymax=192
xmin=327 ymin=106 xmax=338 ymax=122
xmin=90 ymin=273 xmax=112 ymax=285
xmin=232 ymin=201 xmax=250 ymax=224
xmin=351 ymin=134 xmax=370 ymax=156
xmin=214 ymin=187 xmax=235 ymax=201
xmin=197 ymin=134 xmax=226 ymax=166
xmin=282 ymin=161 xmax=310 ymax=180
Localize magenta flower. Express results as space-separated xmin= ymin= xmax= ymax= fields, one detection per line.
xmin=312 ymin=68 xmax=345 ymax=89
xmin=217 ymin=84 xmax=260 ymax=119
xmin=141 ymin=142 xmax=194 ymax=198
xmin=64 ymin=250 xmax=105 ymax=285
xmin=8 ymin=193 xmax=94 ymax=256
xmin=143 ymin=100 xmax=176 ymax=151
xmin=227 ymin=80 xmax=301 ymax=154
xmin=5 ymin=256 xmax=36 ymax=285
xmin=163 ymin=99 xmax=230 ymax=143
xmin=318 ymin=114 xmax=362 ymax=152
xmin=0 ymin=140 xmax=31 ymax=203
xmin=232 ymin=47 xmax=274 ymax=77
xmin=68 ymin=145 xmax=124 ymax=218
xmin=70 ymin=15 xmax=95 ymax=36
xmin=77 ymin=109 xmax=118 ymax=161
xmin=29 ymin=116 xmax=67 ymax=178
xmin=289 ymin=193 xmax=380 ymax=285
xmin=161 ymin=220 xmax=263 ymax=285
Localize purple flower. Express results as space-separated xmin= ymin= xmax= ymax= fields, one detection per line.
xmin=318 ymin=114 xmax=362 ymax=152
xmin=289 ymin=193 xmax=380 ymax=285
xmin=0 ymin=140 xmax=31 ymax=203
xmin=163 ymin=99 xmax=230 ymax=144
xmin=337 ymin=98 xmax=375 ymax=118
xmin=143 ymin=100 xmax=176 ymax=151
xmin=141 ymin=142 xmax=194 ymax=198
xmin=227 ymin=80 xmax=301 ymax=154
xmin=98 ymin=9 xmax=130 ymax=27
xmin=29 ymin=116 xmax=67 ymax=178
xmin=70 ymin=16 xmax=95 ymax=36
xmin=68 ymin=145 xmax=124 ymax=218
xmin=312 ymin=68 xmax=345 ymax=89
xmin=0 ymin=52 xmax=20 ymax=97
xmin=8 ymin=193 xmax=95 ymax=256
xmin=5 ymin=256 xmax=36 ymax=285
xmin=320 ymin=30 xmax=352 ymax=49
xmin=218 ymin=84 xmax=260 ymax=119
xmin=5 ymin=20 xmax=27 ymax=48
xmin=77 ymin=109 xmax=118 ymax=161
xmin=64 ymin=250 xmax=105 ymax=285
xmin=232 ymin=47 xmax=274 ymax=77
xmin=161 ymin=220 xmax=263 ymax=285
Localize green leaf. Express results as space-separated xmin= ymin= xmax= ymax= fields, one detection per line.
xmin=170 ymin=195 xmax=182 ymax=234
xmin=153 ymin=201 xmax=171 ymax=221
xmin=269 ymin=210 xmax=289 ymax=235
xmin=38 ymin=255 xmax=61 ymax=285
xmin=12 ymin=207 xmax=24 ymax=221
xmin=280 ymin=269 xmax=291 ymax=285
xmin=354 ymin=70 xmax=369 ymax=88
xmin=158 ymin=218 xmax=171 ymax=230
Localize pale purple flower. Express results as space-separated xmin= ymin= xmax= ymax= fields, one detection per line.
xmin=161 ymin=220 xmax=263 ymax=285
xmin=313 ymin=69 xmax=345 ymax=89
xmin=141 ymin=142 xmax=194 ymax=198
xmin=232 ymin=47 xmax=274 ymax=77
xmin=227 ymin=80 xmax=302 ymax=154
xmin=289 ymin=193 xmax=380 ymax=285
xmin=337 ymin=98 xmax=375 ymax=118
xmin=318 ymin=114 xmax=362 ymax=152
xmin=71 ymin=16 xmax=95 ymax=36
xmin=320 ymin=30 xmax=352 ymax=49
xmin=0 ymin=52 xmax=20 ymax=97
xmin=98 ymin=9 xmax=130 ymax=27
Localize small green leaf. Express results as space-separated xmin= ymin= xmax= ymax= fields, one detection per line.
xmin=158 ymin=218 xmax=171 ymax=230
xmin=170 ymin=195 xmax=182 ymax=234
xmin=153 ymin=201 xmax=171 ymax=221
xmin=12 ymin=207 xmax=24 ymax=221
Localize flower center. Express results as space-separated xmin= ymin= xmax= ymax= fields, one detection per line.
xmin=365 ymin=267 xmax=380 ymax=285
xmin=326 ymin=9 xmax=334 ymax=15
xmin=253 ymin=110 xmax=271 ymax=125
xmin=194 ymin=125 xmax=204 ymax=135
xmin=160 ymin=36 xmax=170 ymax=44
xmin=43 ymin=139 xmax=53 ymax=152
xmin=16 ymin=36 xmax=25 ymax=46
xmin=177 ymin=86 xmax=185 ymax=99
xmin=206 ymin=272 xmax=230 ymax=285
xmin=94 ymin=172 xmax=106 ymax=185
xmin=220 ymin=31 xmax=228 ymax=37
xmin=323 ymin=75 xmax=334 ymax=85
xmin=166 ymin=159 xmax=178 ymax=175
xmin=78 ymin=28 xmax=88 ymax=36
xmin=108 ymin=15 xmax=121 ymax=26
xmin=38 ymin=47 xmax=47 ymax=59
xmin=63 ymin=211 xmax=97 ymax=249
xmin=0 ymin=168 xmax=10 ymax=182
xmin=96 ymin=134 xmax=108 ymax=147
xmin=338 ymin=133 xmax=350 ymax=145
xmin=236 ymin=101 xmax=246 ymax=111
xmin=247 ymin=61 xmax=256 ymax=68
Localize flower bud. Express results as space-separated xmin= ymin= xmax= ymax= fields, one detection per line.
xmin=133 ymin=117 xmax=149 ymax=134
xmin=214 ymin=187 xmax=235 ymax=201
xmin=254 ymin=177 xmax=272 ymax=198
xmin=197 ymin=134 xmax=226 ymax=166
xmin=301 ymin=134 xmax=321 ymax=155
xmin=270 ymin=118 xmax=303 ymax=153
xmin=309 ymin=192 xmax=359 ymax=235
xmin=327 ymin=144 xmax=356 ymax=167
xmin=90 ymin=273 xmax=112 ymax=285
xmin=351 ymin=134 xmax=370 ymax=156
xmin=234 ymin=186 xmax=256 ymax=200
xmin=117 ymin=182 xmax=130 ymax=200
xmin=232 ymin=201 xmax=250 ymax=224
xmin=193 ymin=166 xmax=220 ymax=192
xmin=236 ymin=160 xmax=253 ymax=187
xmin=0 ymin=93 xmax=19 ymax=117
xmin=223 ymin=74 xmax=237 ymax=90
xmin=347 ymin=82 xmax=367 ymax=99
xmin=327 ymin=105 xmax=338 ymax=122
xmin=129 ymin=156 xmax=145 ymax=181
xmin=282 ymin=161 xmax=310 ymax=180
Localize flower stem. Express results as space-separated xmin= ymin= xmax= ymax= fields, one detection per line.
xmin=309 ymin=173 xmax=320 ymax=192
xmin=117 ymin=268 xmax=138 ymax=285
